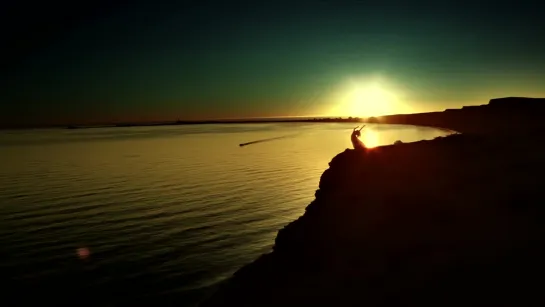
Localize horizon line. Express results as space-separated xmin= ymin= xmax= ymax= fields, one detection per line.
xmin=0 ymin=113 xmax=417 ymax=130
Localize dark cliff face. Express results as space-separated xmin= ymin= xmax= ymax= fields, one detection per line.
xmin=202 ymin=98 xmax=545 ymax=307
xmin=488 ymin=97 xmax=545 ymax=107
xmin=378 ymin=97 xmax=545 ymax=135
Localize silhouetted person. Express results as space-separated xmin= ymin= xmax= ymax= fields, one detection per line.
xmin=351 ymin=125 xmax=366 ymax=151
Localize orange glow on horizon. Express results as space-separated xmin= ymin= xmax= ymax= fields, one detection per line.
xmin=327 ymin=77 xmax=414 ymax=117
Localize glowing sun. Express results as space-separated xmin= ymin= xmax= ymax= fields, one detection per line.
xmin=362 ymin=129 xmax=380 ymax=148
xmin=330 ymin=81 xmax=407 ymax=117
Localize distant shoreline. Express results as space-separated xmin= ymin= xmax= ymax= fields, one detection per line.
xmin=1 ymin=117 xmax=377 ymax=131
xmin=0 ymin=115 xmax=464 ymax=133
xmin=63 ymin=117 xmax=369 ymax=130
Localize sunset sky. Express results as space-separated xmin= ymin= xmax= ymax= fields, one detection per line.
xmin=2 ymin=0 xmax=545 ymax=126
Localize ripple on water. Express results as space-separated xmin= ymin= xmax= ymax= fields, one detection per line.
xmin=0 ymin=123 xmax=451 ymax=305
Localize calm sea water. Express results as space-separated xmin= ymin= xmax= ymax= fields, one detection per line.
xmin=0 ymin=123 xmax=450 ymax=306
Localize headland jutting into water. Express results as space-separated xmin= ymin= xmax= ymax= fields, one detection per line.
xmin=201 ymin=97 xmax=545 ymax=306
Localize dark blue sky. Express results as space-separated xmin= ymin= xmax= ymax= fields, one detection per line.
xmin=2 ymin=0 xmax=544 ymax=126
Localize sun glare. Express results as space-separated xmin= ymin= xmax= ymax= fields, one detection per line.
xmin=351 ymin=85 xmax=394 ymax=116
xmin=329 ymin=80 xmax=410 ymax=117
xmin=362 ymin=129 xmax=380 ymax=148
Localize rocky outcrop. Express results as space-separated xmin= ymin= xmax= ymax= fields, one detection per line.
xmin=201 ymin=97 xmax=545 ymax=306
xmin=377 ymin=97 xmax=545 ymax=135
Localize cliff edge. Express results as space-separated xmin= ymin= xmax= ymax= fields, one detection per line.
xmin=202 ymin=97 xmax=545 ymax=306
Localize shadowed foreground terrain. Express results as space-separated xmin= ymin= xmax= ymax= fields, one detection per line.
xmin=202 ymin=98 xmax=545 ymax=306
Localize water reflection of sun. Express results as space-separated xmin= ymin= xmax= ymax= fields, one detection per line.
xmin=362 ymin=129 xmax=380 ymax=148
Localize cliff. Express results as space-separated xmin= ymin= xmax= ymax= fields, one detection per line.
xmin=201 ymin=97 xmax=545 ymax=306
xmin=377 ymin=97 xmax=545 ymax=135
